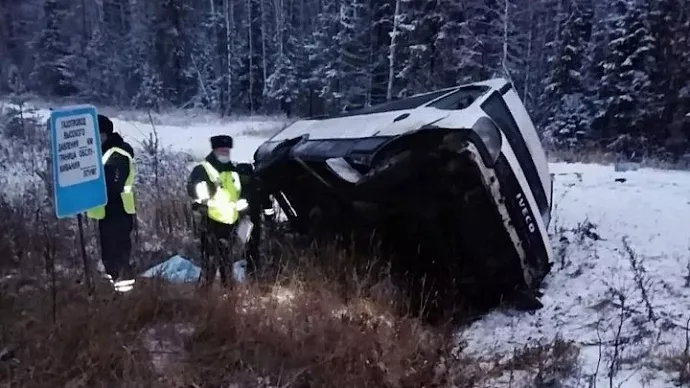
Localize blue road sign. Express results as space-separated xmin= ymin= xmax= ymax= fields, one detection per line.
xmin=49 ymin=105 xmax=107 ymax=219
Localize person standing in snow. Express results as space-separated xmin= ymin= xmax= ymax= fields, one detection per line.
xmin=86 ymin=114 xmax=137 ymax=292
xmin=187 ymin=135 xmax=249 ymax=288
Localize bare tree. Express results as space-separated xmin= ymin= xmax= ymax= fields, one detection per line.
xmin=248 ymin=0 xmax=255 ymax=114
xmin=386 ymin=0 xmax=401 ymax=101
xmin=501 ymin=0 xmax=513 ymax=82
xmin=523 ymin=0 xmax=534 ymax=104
xmin=260 ymin=0 xmax=268 ymax=98
xmin=224 ymin=0 xmax=234 ymax=116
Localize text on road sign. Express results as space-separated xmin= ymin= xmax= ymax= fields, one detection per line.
xmin=55 ymin=113 xmax=100 ymax=187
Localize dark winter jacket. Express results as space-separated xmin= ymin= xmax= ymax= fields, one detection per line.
xmin=187 ymin=152 xmax=239 ymax=207
xmin=102 ymin=132 xmax=135 ymax=218
xmin=186 ymin=154 xmax=272 ymax=215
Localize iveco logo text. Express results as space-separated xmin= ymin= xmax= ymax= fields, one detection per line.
xmin=515 ymin=192 xmax=536 ymax=233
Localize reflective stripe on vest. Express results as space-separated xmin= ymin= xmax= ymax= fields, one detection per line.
xmin=197 ymin=161 xmax=242 ymax=225
xmin=86 ymin=147 xmax=136 ymax=220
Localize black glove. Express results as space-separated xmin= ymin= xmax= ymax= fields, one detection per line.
xmin=191 ymin=204 xmax=207 ymax=235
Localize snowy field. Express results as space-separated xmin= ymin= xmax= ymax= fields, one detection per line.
xmin=2 ymin=104 xmax=689 ymax=386
xmin=0 ymin=102 xmax=289 ymax=197
xmin=460 ymin=163 xmax=690 ymax=387
xmin=0 ymin=102 xmax=287 ymax=161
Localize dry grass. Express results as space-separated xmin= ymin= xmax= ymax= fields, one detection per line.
xmin=0 ymin=270 xmax=582 ymax=387
xmin=661 ymin=317 xmax=690 ymax=386
xmin=184 ymin=284 xmax=446 ymax=387
xmin=1 ymin=277 xmax=201 ymax=387
xmin=664 ymin=352 xmax=690 ymax=387
xmin=439 ymin=337 xmax=580 ymax=387
xmin=0 ymin=256 xmax=453 ymax=387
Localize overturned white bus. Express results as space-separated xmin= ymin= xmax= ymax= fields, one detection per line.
xmin=252 ymin=78 xmax=555 ymax=314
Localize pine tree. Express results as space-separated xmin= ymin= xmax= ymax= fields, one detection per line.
xmin=0 ymin=0 xmax=687 ymax=151
xmin=0 ymin=0 xmax=28 ymax=94
xmin=266 ymin=51 xmax=299 ymax=113
xmin=184 ymin=0 xmax=225 ymax=111
xmin=465 ymin=0 xmax=505 ymax=79
xmin=131 ymin=63 xmax=166 ymax=111
xmin=594 ymin=0 xmax=661 ymax=150
xmin=367 ymin=0 xmax=394 ymax=105
xmin=396 ymin=0 xmax=441 ymax=95
xmin=153 ymin=0 xmax=196 ymax=106
xmin=542 ymin=0 xmax=595 ymax=148
xmin=337 ymin=1 xmax=373 ymax=108
xmin=265 ymin=0 xmax=299 ymax=115
xmin=126 ymin=0 xmax=163 ymax=109
xmin=31 ymin=0 xmax=79 ymax=96
xmin=308 ymin=0 xmax=343 ymax=113
xmin=83 ymin=28 xmax=110 ymax=101
xmin=432 ymin=0 xmax=472 ymax=87
xmin=645 ymin=0 xmax=690 ymax=153
xmin=647 ymin=0 xmax=689 ymax=121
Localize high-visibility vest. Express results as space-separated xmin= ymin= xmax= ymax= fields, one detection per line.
xmin=196 ymin=161 xmax=242 ymax=225
xmin=86 ymin=147 xmax=136 ymax=220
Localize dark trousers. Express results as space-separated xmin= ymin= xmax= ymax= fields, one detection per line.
xmin=244 ymin=206 xmax=262 ymax=274
xmin=199 ymin=217 xmax=238 ymax=287
xmin=98 ymin=215 xmax=134 ymax=282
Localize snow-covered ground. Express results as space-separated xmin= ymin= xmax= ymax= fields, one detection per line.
xmin=104 ymin=117 xmax=278 ymax=162
xmin=0 ymin=102 xmax=288 ymax=198
xmin=460 ymin=163 xmax=690 ymax=387
xmin=2 ymin=103 xmax=689 ymax=386
xmin=31 ymin=104 xmax=285 ymax=161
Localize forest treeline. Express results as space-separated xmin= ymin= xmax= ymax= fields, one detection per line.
xmin=1 ymin=0 xmax=689 ymax=155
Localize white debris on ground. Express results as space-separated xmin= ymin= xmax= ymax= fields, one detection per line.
xmin=457 ymin=162 xmax=690 ymax=387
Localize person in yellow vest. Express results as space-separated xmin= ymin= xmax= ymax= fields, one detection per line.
xmin=187 ymin=135 xmax=249 ymax=288
xmin=86 ymin=114 xmax=137 ymax=292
